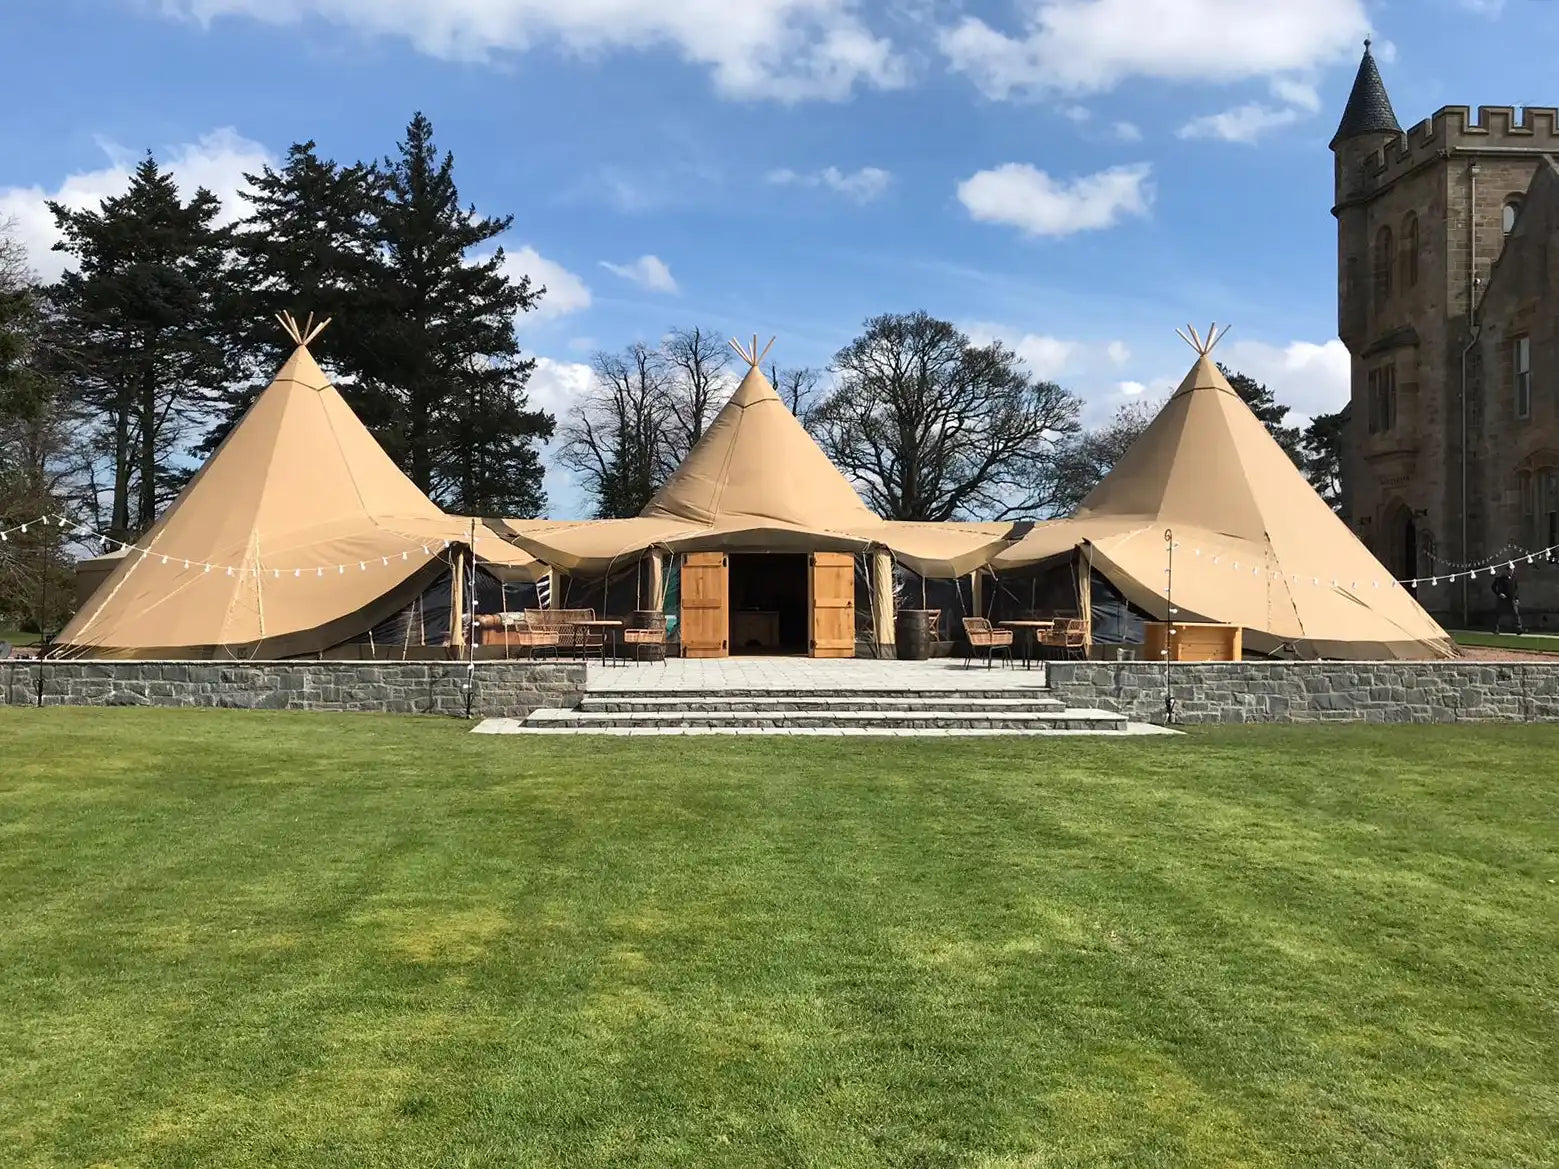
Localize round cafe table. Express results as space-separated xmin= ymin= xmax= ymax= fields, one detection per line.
xmin=999 ymin=620 xmax=1055 ymax=670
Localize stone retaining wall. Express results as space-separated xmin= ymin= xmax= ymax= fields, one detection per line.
xmin=0 ymin=659 xmax=585 ymax=719
xmin=1047 ymin=660 xmax=1559 ymax=724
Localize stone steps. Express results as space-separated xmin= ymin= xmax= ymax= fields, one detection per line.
xmin=528 ymin=707 xmax=1124 ymax=731
xmin=579 ymin=693 xmax=1067 ymax=713
xmin=474 ymin=723 xmax=1170 ymax=737
xmin=472 ymin=682 xmax=1151 ymax=736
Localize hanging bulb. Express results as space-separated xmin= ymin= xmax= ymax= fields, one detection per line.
xmin=338 ymin=565 xmax=344 ymax=574
xmin=1432 ymin=578 xmax=1439 ymax=586
xmin=160 ymin=556 xmax=167 ymax=565
xmin=19 ymin=524 xmax=27 ymax=534
xmin=381 ymin=557 xmax=388 ymax=567
xmin=359 ymin=561 xmax=366 ymax=571
xmin=403 ymin=552 xmax=409 ymax=561
xmin=183 ymin=560 xmax=190 ymax=569
xmin=294 ymin=569 xmax=301 ymax=578
xmin=226 ymin=566 xmax=233 ymax=577
xmin=203 ymin=564 xmax=211 ymax=573
xmin=273 ymin=569 xmax=280 ymax=579
xmin=317 ymin=568 xmax=323 ymax=577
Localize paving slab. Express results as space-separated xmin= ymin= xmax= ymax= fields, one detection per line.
xmin=586 ymin=657 xmax=1047 ymax=693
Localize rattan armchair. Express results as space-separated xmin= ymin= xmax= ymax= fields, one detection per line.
xmin=623 ymin=611 xmax=669 ymax=663
xmin=961 ymin=616 xmax=1013 ymax=669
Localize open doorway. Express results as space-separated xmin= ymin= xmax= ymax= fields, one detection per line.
xmin=729 ymin=553 xmax=808 ymax=654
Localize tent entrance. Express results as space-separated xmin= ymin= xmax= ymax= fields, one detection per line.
xmin=729 ymin=553 xmax=809 ymax=655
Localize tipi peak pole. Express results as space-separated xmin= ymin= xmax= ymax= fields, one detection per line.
xmin=1175 ymin=322 xmax=1230 ymax=357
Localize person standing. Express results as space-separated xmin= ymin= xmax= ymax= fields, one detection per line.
xmin=1492 ymin=567 xmax=1525 ymax=635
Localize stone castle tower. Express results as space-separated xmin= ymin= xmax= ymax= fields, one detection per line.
xmin=1331 ymin=40 xmax=1559 ymax=623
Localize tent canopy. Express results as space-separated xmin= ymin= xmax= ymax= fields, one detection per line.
xmin=995 ymin=326 xmax=1453 ymax=660
xmin=502 ymin=339 xmax=1014 ymax=578
xmin=58 ymin=318 xmax=540 ymax=659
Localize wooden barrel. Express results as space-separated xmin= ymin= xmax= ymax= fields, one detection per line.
xmin=895 ymin=609 xmax=936 ymax=660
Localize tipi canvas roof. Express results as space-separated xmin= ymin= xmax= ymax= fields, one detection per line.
xmin=995 ymin=326 xmax=1452 ymax=659
xmin=508 ymin=337 xmax=1010 ymax=577
xmin=641 ymin=336 xmax=881 ymax=531
xmin=58 ymin=317 xmax=538 ymax=658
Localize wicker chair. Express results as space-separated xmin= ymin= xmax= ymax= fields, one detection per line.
xmin=1041 ymin=617 xmax=1088 ymax=660
xmin=623 ymin=611 xmax=669 ymax=663
xmin=524 ymin=608 xmax=594 ymax=658
xmin=961 ymin=616 xmax=1013 ymax=669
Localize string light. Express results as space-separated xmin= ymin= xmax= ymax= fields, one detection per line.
xmin=0 ymin=510 xmax=477 ymax=580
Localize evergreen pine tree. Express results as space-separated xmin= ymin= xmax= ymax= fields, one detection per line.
xmin=203 ymin=142 xmax=383 ymax=453
xmin=46 ymin=157 xmax=235 ymax=538
xmin=366 ymin=113 xmax=554 ymax=515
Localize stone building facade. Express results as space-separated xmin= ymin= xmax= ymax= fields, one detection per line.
xmin=1332 ymin=43 xmax=1559 ymax=628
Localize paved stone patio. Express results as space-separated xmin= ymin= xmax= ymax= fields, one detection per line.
xmin=587 ymin=656 xmax=1048 ymax=692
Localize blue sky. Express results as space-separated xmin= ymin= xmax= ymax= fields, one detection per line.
xmin=2 ymin=0 xmax=1553 ymax=517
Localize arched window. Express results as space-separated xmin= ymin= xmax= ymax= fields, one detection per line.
xmin=1503 ymin=197 xmax=1523 ymax=235
xmin=1373 ymin=225 xmax=1394 ymax=307
xmin=1401 ymin=212 xmax=1419 ymax=288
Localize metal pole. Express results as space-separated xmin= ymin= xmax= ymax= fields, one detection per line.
xmin=1163 ymin=528 xmax=1176 ymax=725
xmin=36 ymin=516 xmax=49 ymax=707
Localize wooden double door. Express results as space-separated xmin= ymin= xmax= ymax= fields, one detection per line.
xmin=680 ymin=551 xmax=854 ymax=658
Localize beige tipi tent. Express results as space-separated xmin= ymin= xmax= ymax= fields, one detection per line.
xmin=57 ymin=316 xmax=541 ymax=659
xmin=503 ymin=337 xmax=1011 ymax=579
xmin=994 ymin=326 xmax=1454 ymax=659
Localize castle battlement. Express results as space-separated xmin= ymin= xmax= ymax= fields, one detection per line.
xmin=1360 ymin=105 xmax=1559 ymax=189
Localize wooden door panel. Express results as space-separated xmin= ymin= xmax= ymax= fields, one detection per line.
xmin=809 ymin=551 xmax=855 ymax=659
xmin=681 ymin=552 xmax=728 ymax=658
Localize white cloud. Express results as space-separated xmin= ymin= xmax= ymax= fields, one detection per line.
xmin=500 ymin=245 xmax=592 ymax=323
xmin=940 ymin=0 xmax=1366 ymax=99
xmin=1106 ymin=340 xmax=1130 ymax=365
xmin=1113 ymin=120 xmax=1142 ymax=141
xmin=1062 ymin=104 xmax=1091 ymax=122
xmin=767 ymin=164 xmax=892 ymax=203
xmin=1270 ymin=76 xmax=1320 ymax=112
xmin=600 ymin=254 xmax=678 ymax=294
xmin=0 ymin=128 xmax=272 ymax=281
xmin=162 ymin=0 xmax=906 ymax=102
xmin=957 ymin=162 xmax=1152 ymax=237
xmin=525 ymin=355 xmax=598 ymax=518
xmin=1219 ymin=337 xmax=1351 ymax=422
xmin=1177 ymin=102 xmax=1302 ymax=144
xmin=526 ymin=355 xmax=596 ymax=419
xmin=1458 ymin=0 xmax=1504 ymax=14
xmin=964 ymin=322 xmax=1081 ymax=379
xmin=1010 ymin=334 xmax=1076 ymax=379
xmin=1119 ymin=379 xmax=1146 ymax=396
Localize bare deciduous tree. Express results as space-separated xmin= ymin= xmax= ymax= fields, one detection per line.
xmin=808 ymin=311 xmax=1083 ymax=521
xmin=660 ymin=326 xmax=728 ymax=469
xmin=557 ymin=343 xmax=669 ymax=518
xmin=768 ymin=363 xmax=822 ymax=424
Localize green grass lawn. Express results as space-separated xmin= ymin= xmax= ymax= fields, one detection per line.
xmin=1 ymin=710 xmax=1555 ymax=1168
xmin=1451 ymin=628 xmax=1559 ymax=653
xmin=0 ymin=628 xmax=40 ymax=647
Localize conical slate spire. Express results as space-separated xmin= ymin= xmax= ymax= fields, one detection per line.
xmin=1330 ymin=39 xmax=1402 ymax=149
